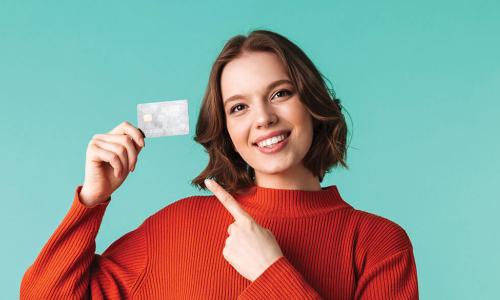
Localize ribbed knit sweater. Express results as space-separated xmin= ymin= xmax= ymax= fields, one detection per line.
xmin=21 ymin=184 xmax=418 ymax=299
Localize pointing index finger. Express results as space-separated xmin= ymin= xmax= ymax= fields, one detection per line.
xmin=205 ymin=179 xmax=252 ymax=223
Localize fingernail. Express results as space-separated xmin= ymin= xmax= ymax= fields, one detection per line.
xmin=138 ymin=128 xmax=146 ymax=138
xmin=204 ymin=178 xmax=211 ymax=186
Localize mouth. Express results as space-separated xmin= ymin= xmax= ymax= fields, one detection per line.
xmin=252 ymin=130 xmax=291 ymax=148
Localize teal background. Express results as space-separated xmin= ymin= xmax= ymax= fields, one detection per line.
xmin=2 ymin=0 xmax=499 ymax=298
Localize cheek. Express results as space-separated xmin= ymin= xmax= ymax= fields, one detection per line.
xmin=286 ymin=103 xmax=314 ymax=132
xmin=288 ymin=106 xmax=315 ymax=148
xmin=226 ymin=119 xmax=249 ymax=149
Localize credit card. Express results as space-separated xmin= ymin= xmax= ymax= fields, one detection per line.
xmin=137 ymin=99 xmax=189 ymax=138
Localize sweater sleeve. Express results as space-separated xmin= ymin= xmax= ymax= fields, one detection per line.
xmin=238 ymin=255 xmax=323 ymax=300
xmin=354 ymin=247 xmax=418 ymax=300
xmin=20 ymin=185 xmax=149 ymax=300
xmin=354 ymin=212 xmax=419 ymax=300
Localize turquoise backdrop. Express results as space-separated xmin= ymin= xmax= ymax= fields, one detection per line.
xmin=2 ymin=1 xmax=499 ymax=299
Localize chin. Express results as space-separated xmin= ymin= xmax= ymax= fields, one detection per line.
xmin=254 ymin=163 xmax=292 ymax=175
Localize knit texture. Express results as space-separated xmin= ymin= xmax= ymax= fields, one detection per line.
xmin=21 ymin=184 xmax=418 ymax=299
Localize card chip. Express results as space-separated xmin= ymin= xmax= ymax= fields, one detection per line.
xmin=143 ymin=114 xmax=153 ymax=122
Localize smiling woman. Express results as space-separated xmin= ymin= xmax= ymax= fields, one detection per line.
xmin=191 ymin=30 xmax=348 ymax=195
xmin=20 ymin=29 xmax=418 ymax=300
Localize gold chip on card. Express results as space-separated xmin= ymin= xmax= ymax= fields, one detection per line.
xmin=143 ymin=114 xmax=153 ymax=122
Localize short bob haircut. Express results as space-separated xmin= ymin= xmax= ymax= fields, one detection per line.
xmin=191 ymin=29 xmax=349 ymax=195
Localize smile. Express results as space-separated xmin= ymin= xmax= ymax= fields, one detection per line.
xmin=253 ymin=131 xmax=291 ymax=154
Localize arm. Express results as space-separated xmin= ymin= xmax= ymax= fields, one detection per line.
xmin=354 ymin=247 xmax=418 ymax=300
xmin=238 ymin=256 xmax=323 ymax=300
xmin=20 ymin=185 xmax=149 ymax=299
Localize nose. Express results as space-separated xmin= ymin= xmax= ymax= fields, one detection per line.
xmin=254 ymin=102 xmax=278 ymax=129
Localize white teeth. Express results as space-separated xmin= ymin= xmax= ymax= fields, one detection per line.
xmin=257 ymin=133 xmax=287 ymax=148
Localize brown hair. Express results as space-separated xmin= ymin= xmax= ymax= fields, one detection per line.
xmin=191 ymin=29 xmax=350 ymax=195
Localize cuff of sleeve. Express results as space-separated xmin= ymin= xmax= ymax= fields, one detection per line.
xmin=238 ymin=256 xmax=321 ymax=300
xmin=62 ymin=185 xmax=110 ymax=229
xmin=74 ymin=185 xmax=111 ymax=209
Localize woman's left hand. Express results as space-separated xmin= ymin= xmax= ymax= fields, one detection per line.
xmin=205 ymin=178 xmax=284 ymax=282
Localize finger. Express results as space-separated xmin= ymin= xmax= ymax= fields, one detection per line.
xmin=138 ymin=128 xmax=146 ymax=140
xmin=227 ymin=223 xmax=235 ymax=235
xmin=89 ymin=143 xmax=124 ymax=178
xmin=205 ymin=179 xmax=253 ymax=223
xmin=109 ymin=121 xmax=145 ymax=148
xmin=93 ymin=134 xmax=139 ymax=171
xmin=91 ymin=139 xmax=129 ymax=175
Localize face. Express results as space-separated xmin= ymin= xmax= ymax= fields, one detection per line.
xmin=220 ymin=51 xmax=315 ymax=184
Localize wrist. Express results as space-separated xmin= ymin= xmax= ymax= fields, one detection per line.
xmin=79 ymin=188 xmax=111 ymax=207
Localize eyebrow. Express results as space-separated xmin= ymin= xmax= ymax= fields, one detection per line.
xmin=223 ymin=79 xmax=293 ymax=107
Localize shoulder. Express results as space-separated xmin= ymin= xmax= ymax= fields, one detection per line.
xmin=347 ymin=209 xmax=414 ymax=267
xmin=143 ymin=194 xmax=217 ymax=227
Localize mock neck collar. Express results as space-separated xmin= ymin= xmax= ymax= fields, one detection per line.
xmin=234 ymin=183 xmax=351 ymax=218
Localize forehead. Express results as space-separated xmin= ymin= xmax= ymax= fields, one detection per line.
xmin=220 ymin=52 xmax=289 ymax=98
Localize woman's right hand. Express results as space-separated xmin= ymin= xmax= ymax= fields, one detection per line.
xmin=79 ymin=121 xmax=146 ymax=207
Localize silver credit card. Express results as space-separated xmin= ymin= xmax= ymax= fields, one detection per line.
xmin=137 ymin=99 xmax=189 ymax=138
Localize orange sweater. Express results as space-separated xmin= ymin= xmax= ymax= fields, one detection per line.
xmin=21 ymin=184 xmax=418 ymax=299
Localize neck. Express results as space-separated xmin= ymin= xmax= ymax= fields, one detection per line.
xmin=235 ymin=181 xmax=350 ymax=218
xmin=254 ymin=163 xmax=321 ymax=191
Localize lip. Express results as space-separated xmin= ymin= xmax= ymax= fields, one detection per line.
xmin=252 ymin=130 xmax=291 ymax=145
xmin=254 ymin=133 xmax=290 ymax=154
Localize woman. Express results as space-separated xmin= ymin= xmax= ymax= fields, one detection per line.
xmin=21 ymin=30 xmax=418 ymax=299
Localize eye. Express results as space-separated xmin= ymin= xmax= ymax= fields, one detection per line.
xmin=228 ymin=89 xmax=293 ymax=115
xmin=271 ymin=89 xmax=293 ymax=100
xmin=229 ymin=103 xmax=247 ymax=114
